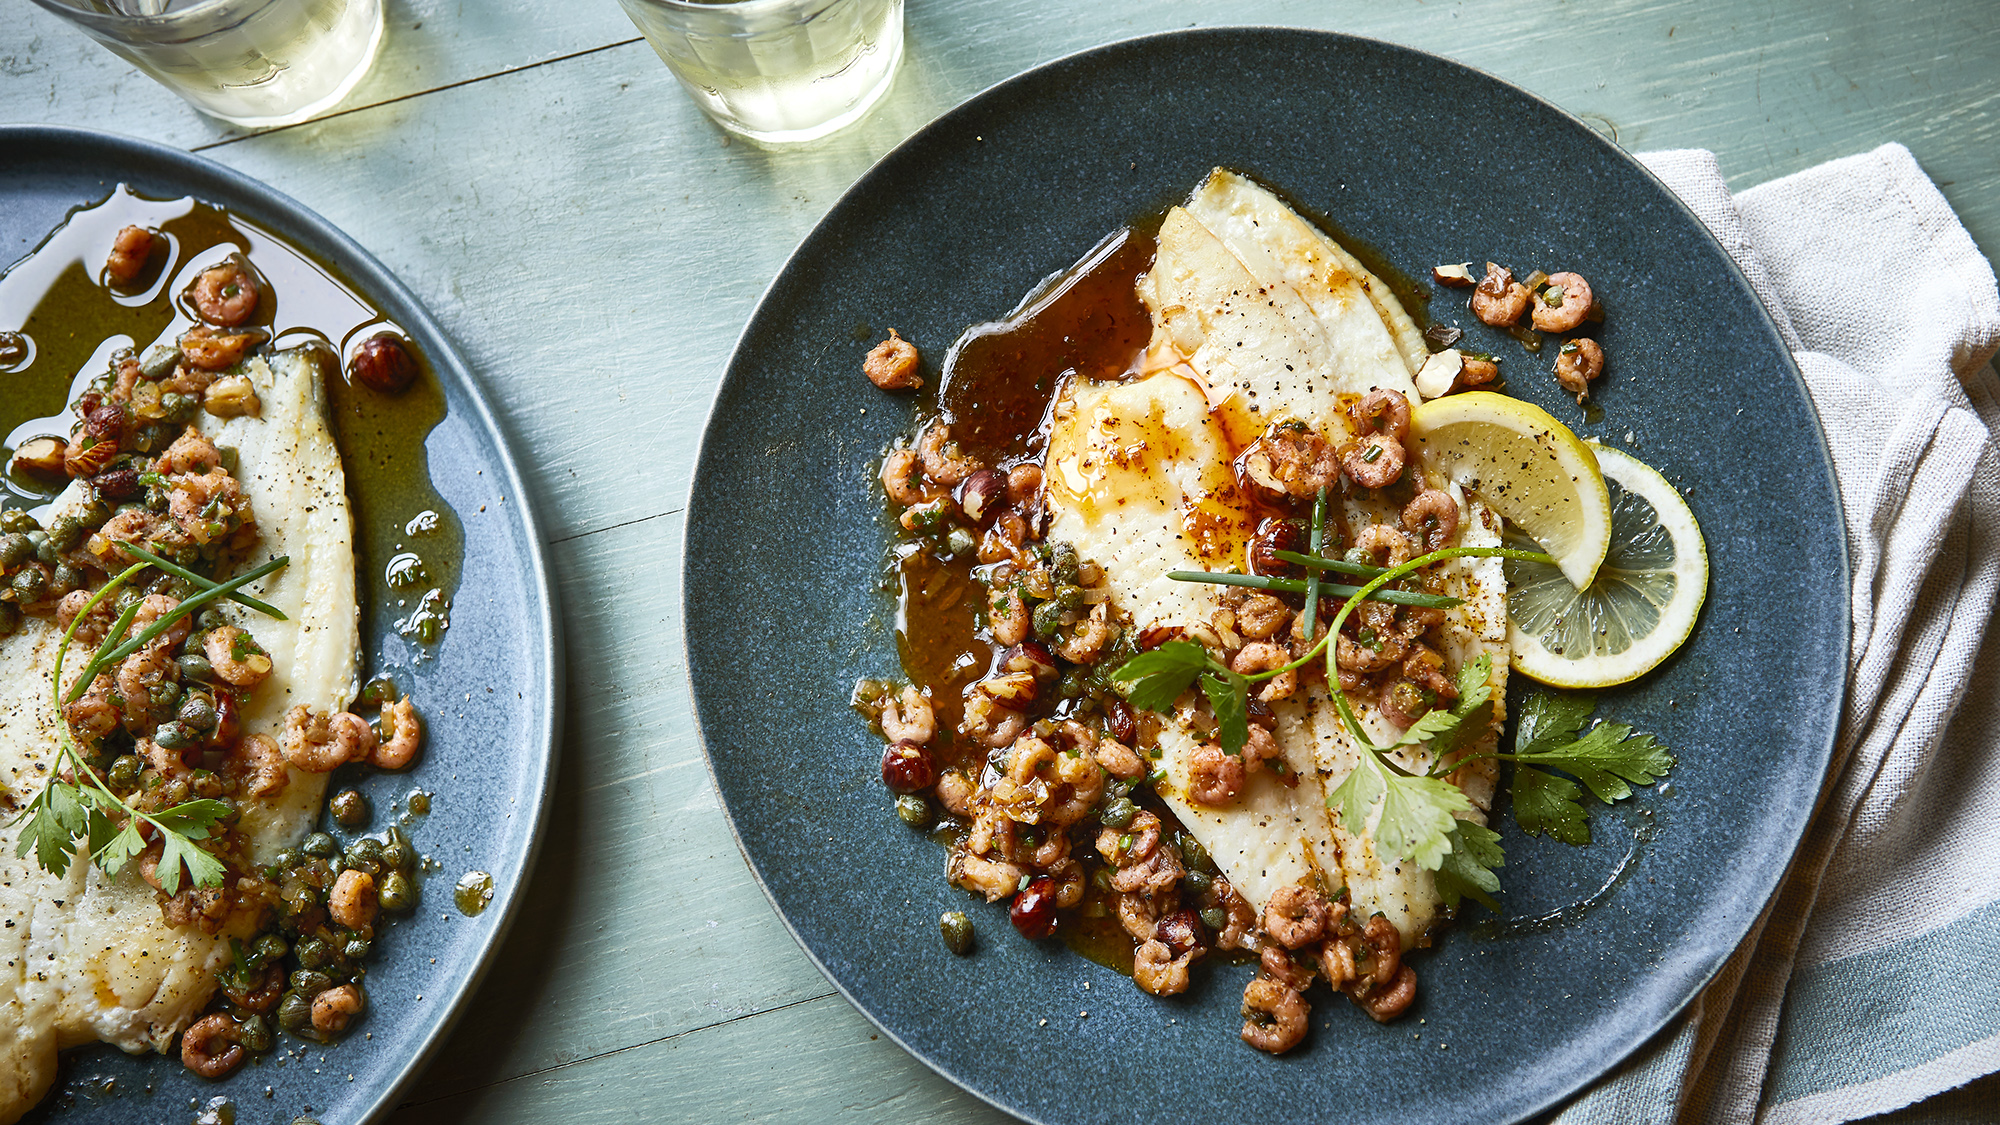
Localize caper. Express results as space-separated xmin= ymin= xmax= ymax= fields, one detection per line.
xmin=0 ymin=602 xmax=20 ymax=638
xmin=78 ymin=491 xmax=110 ymax=526
xmin=380 ymin=831 xmax=415 ymax=873
xmin=1049 ymin=542 xmax=1081 ymax=585
xmin=345 ymin=837 xmax=385 ymax=870
xmin=1183 ymin=869 xmax=1214 ymax=899
xmin=894 ymin=793 xmax=932 ymax=829
xmin=177 ymin=654 xmax=215 ymax=683
xmin=275 ymin=990 xmax=313 ymax=1033
xmin=356 ymin=676 xmax=398 ymax=707
xmin=1099 ymin=796 xmax=1137 ymax=829
xmin=139 ymin=344 xmax=181 ymax=381
xmin=47 ymin=516 xmax=83 ymax=553
xmin=1058 ymin=668 xmax=1088 ymax=699
xmin=153 ymin=721 xmax=195 ymax=751
xmin=1031 ymin=599 xmax=1065 ymax=639
xmin=295 ymin=939 xmax=334 ymax=972
xmin=50 ymin=562 xmax=82 ymax=595
xmin=197 ymin=607 xmax=227 ymax=631
xmin=270 ymin=847 xmax=302 ymax=872
xmin=149 ymin=573 xmax=194 ymax=601
xmin=939 ymin=911 xmax=975 ymax=956
xmin=1178 ymin=832 xmax=1215 ymax=874
xmin=0 ymin=509 xmax=35 ymax=534
xmin=28 ymin=530 xmax=54 ymax=565
xmin=301 ymin=832 xmax=338 ymax=859
xmin=1345 ymin=546 xmax=1374 ymax=566
xmin=329 ymin=789 xmax=368 ymax=828
xmin=178 ymin=693 xmax=218 ymax=731
xmin=149 ymin=680 xmax=183 ymax=716
xmin=107 ymin=754 xmax=143 ymax=788
xmin=378 ymin=871 xmax=415 ymax=913
xmin=161 ymin=392 xmax=197 ymax=424
xmin=945 ymin=526 xmax=976 ymax=558
xmin=1199 ymin=906 xmax=1227 ymax=931
xmin=343 ymin=938 xmax=372 ymax=961
xmin=238 ymin=1013 xmax=274 ymax=1053
xmin=1053 ymin=584 xmax=1085 ymax=611
xmin=11 ymin=567 xmax=47 ymax=602
xmin=1 ymin=532 xmax=34 ymax=567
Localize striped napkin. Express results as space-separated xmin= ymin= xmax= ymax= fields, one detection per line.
xmin=1556 ymin=145 xmax=2000 ymax=1124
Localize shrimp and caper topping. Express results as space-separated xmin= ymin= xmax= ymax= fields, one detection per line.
xmin=2 ymin=229 xmax=436 ymax=1081
xmin=854 ymin=335 xmax=1445 ymax=1055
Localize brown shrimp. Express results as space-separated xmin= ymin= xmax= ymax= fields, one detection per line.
xmin=878 ymin=685 xmax=935 ymax=744
xmin=1134 ymin=939 xmax=1196 ymax=996
xmin=1401 ymin=489 xmax=1460 ymax=553
xmin=224 ymin=732 xmax=288 ymax=798
xmin=188 ymin=257 xmax=260 ymax=327
xmin=1471 ymin=262 xmax=1530 ymax=326
xmin=371 ymin=697 xmax=422 ymax=769
xmin=917 ymin=422 xmax=981 ymax=485
xmin=180 ymin=1014 xmax=246 ymax=1078
xmin=1240 ymin=978 xmax=1309 ymax=1054
xmin=1264 ymin=884 xmax=1332 ymax=949
xmin=104 ymin=225 xmax=156 ymax=286
xmin=1188 ymin=742 xmax=1247 ymax=806
xmin=1531 ymin=272 xmax=1593 ymax=332
xmin=204 ymin=625 xmax=273 ymax=687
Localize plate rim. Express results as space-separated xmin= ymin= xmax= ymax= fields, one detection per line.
xmin=0 ymin=122 xmax=568 ymax=1125
xmin=682 ymin=25 xmax=1849 ymax=1125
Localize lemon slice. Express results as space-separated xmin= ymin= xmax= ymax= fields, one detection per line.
xmin=1502 ymin=445 xmax=1709 ymax=688
xmin=1408 ymin=391 xmax=1612 ymax=589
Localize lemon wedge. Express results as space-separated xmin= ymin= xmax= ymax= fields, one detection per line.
xmin=1408 ymin=391 xmax=1612 ymax=589
xmin=1501 ymin=445 xmax=1709 ymax=688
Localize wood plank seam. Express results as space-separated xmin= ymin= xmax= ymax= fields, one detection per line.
xmin=550 ymin=507 xmax=683 ymax=546
xmin=391 ymin=990 xmax=842 ymax=1110
xmin=188 ymin=37 xmax=649 ymax=155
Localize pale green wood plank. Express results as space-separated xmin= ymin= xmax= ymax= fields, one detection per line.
xmin=387 ymin=993 xmax=1016 ymax=1125
xmin=2 ymin=2 xmax=1996 ymax=1123
xmin=0 ymin=0 xmax=637 ymax=150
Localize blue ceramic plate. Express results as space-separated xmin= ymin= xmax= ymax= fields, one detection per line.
xmin=0 ymin=126 xmax=562 ymax=1125
xmin=685 ymin=29 xmax=1845 ymax=1125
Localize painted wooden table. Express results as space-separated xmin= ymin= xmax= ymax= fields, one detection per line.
xmin=4 ymin=2 xmax=1997 ymax=1121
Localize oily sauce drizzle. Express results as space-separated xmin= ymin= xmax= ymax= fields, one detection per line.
xmin=0 ymin=185 xmax=464 ymax=667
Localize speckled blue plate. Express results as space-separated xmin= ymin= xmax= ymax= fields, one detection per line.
xmin=1 ymin=126 xmax=563 ymax=1125
xmin=684 ymin=29 xmax=1845 ymax=1125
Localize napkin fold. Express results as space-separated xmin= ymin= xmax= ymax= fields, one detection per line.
xmin=1556 ymin=145 xmax=2000 ymax=1124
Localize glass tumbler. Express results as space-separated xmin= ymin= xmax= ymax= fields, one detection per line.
xmin=616 ymin=0 xmax=905 ymax=144
xmin=24 ymin=0 xmax=386 ymax=129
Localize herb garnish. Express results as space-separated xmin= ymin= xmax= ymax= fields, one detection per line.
xmin=1110 ymin=492 xmax=1676 ymax=912
xmin=11 ymin=553 xmax=289 ymax=893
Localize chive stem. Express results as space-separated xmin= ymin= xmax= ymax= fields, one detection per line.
xmin=64 ymin=556 xmax=289 ymax=703
xmin=121 ymin=542 xmax=287 ymax=620
xmin=1269 ymin=550 xmax=1388 ymax=579
xmin=1300 ymin=487 xmax=1327 ymax=642
xmin=1167 ymin=570 xmax=1462 ymax=609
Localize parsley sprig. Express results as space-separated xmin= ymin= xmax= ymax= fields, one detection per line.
xmin=11 ymin=553 xmax=288 ymax=893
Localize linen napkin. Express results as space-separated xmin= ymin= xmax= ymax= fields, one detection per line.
xmin=1553 ymin=145 xmax=2000 ymax=1124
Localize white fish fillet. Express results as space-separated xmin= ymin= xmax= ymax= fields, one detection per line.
xmin=1046 ymin=170 xmax=1507 ymax=950
xmin=0 ymin=346 xmax=359 ymax=1122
